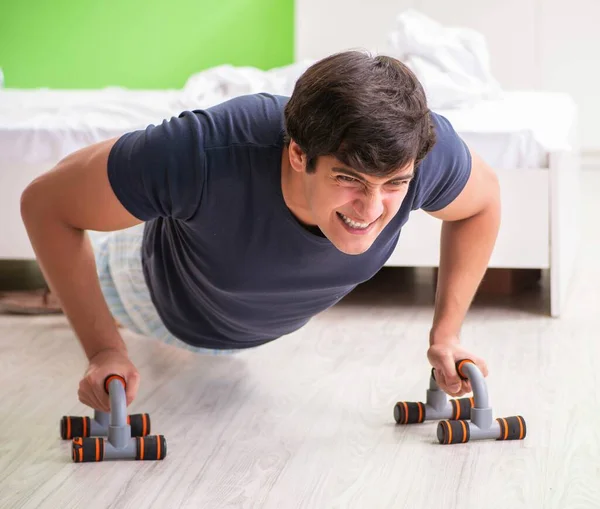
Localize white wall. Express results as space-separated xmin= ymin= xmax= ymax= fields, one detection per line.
xmin=295 ymin=0 xmax=600 ymax=155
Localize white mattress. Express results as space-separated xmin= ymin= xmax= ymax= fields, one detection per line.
xmin=0 ymin=87 xmax=577 ymax=170
xmin=435 ymin=90 xmax=578 ymax=169
xmin=0 ymin=87 xmax=219 ymax=167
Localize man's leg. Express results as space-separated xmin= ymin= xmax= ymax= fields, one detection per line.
xmin=89 ymin=225 xmax=152 ymax=336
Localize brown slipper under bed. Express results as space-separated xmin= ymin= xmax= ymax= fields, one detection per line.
xmin=0 ymin=288 xmax=63 ymax=315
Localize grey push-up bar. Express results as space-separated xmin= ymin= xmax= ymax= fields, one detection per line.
xmin=394 ymin=359 xmax=526 ymax=444
xmin=61 ymin=374 xmax=167 ymax=462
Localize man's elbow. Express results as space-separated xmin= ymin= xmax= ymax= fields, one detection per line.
xmin=21 ymin=178 xmax=43 ymax=222
xmin=20 ymin=172 xmax=56 ymax=226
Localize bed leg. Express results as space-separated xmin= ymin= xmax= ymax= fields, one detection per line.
xmin=549 ymin=150 xmax=581 ymax=318
xmin=549 ymin=269 xmax=560 ymax=318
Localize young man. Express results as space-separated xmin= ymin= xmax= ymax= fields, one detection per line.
xmin=20 ymin=51 xmax=499 ymax=413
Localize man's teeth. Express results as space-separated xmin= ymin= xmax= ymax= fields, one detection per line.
xmin=339 ymin=212 xmax=370 ymax=230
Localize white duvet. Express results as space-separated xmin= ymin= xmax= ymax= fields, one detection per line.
xmin=387 ymin=9 xmax=503 ymax=108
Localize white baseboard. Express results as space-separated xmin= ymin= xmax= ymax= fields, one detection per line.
xmin=582 ymin=151 xmax=600 ymax=170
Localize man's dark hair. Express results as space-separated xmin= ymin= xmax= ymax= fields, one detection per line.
xmin=284 ymin=50 xmax=436 ymax=177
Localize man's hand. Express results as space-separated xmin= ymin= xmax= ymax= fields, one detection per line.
xmin=427 ymin=339 xmax=488 ymax=397
xmin=78 ymin=348 xmax=141 ymax=412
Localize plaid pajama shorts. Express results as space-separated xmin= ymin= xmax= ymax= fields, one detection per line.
xmin=88 ymin=224 xmax=240 ymax=355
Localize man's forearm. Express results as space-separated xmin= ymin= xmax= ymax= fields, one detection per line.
xmin=21 ymin=187 xmax=127 ymax=360
xmin=430 ymin=202 xmax=500 ymax=344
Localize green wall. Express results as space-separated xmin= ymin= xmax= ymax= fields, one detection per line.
xmin=0 ymin=0 xmax=294 ymax=89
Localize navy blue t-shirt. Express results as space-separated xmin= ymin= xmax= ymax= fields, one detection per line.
xmin=107 ymin=93 xmax=471 ymax=349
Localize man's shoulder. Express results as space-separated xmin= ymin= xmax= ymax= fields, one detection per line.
xmin=422 ymin=111 xmax=470 ymax=164
xmin=196 ymin=93 xmax=290 ymax=150
xmin=408 ymin=110 xmax=472 ymax=212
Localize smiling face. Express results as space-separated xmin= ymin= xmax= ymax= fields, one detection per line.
xmin=282 ymin=51 xmax=436 ymax=254
xmin=284 ymin=142 xmax=415 ymax=255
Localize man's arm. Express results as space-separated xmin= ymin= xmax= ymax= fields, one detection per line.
xmin=20 ymin=137 xmax=143 ymax=361
xmin=426 ymin=147 xmax=501 ymax=345
xmin=22 ymin=112 xmax=206 ymax=411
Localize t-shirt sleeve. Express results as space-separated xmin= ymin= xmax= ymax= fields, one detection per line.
xmin=107 ymin=111 xmax=206 ymax=221
xmin=411 ymin=113 xmax=472 ymax=212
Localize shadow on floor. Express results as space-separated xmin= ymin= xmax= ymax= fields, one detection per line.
xmin=337 ymin=266 xmax=549 ymax=316
xmin=0 ymin=260 xmax=46 ymax=291
xmin=0 ymin=261 xmax=550 ymax=317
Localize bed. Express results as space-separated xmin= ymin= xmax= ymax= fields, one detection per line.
xmin=0 ymin=86 xmax=580 ymax=317
xmin=389 ymin=90 xmax=581 ymax=318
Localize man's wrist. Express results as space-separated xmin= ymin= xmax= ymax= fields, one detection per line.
xmin=429 ymin=327 xmax=461 ymax=346
xmin=86 ymin=338 xmax=128 ymax=363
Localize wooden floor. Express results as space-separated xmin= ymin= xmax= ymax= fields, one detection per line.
xmin=2 ymin=172 xmax=600 ymax=509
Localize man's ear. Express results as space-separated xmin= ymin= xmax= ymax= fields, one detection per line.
xmin=288 ymin=140 xmax=306 ymax=173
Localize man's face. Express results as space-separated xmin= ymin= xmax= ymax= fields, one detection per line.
xmin=290 ymin=145 xmax=414 ymax=255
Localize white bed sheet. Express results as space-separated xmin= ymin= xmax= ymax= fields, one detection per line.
xmin=436 ymin=90 xmax=578 ymax=169
xmin=0 ymin=87 xmax=577 ymax=170
xmin=0 ymin=87 xmax=223 ymax=167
